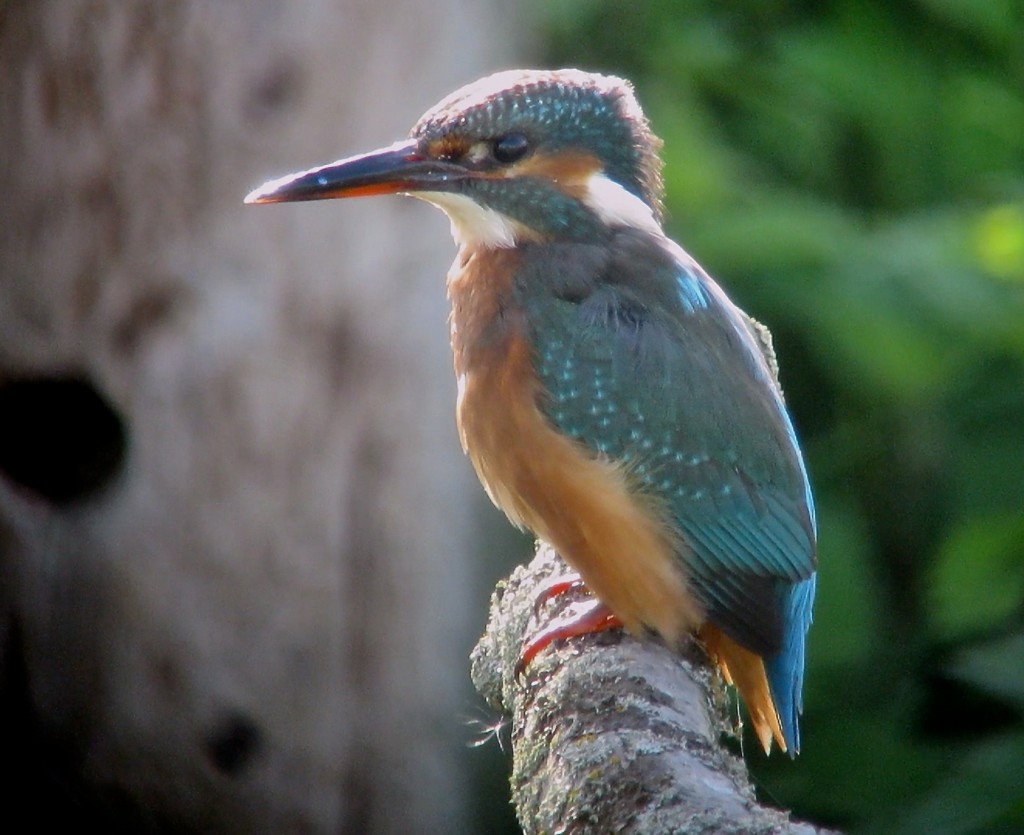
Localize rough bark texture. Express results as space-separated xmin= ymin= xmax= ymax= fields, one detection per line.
xmin=0 ymin=2 xmax=517 ymax=832
xmin=472 ymin=544 xmax=840 ymax=835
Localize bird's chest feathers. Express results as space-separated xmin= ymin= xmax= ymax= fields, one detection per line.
xmin=447 ymin=247 xmax=521 ymax=379
xmin=447 ymin=246 xmax=535 ymax=522
xmin=446 ymin=246 xmax=696 ymax=642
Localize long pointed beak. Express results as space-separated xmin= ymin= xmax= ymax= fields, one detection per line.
xmin=244 ymin=139 xmax=464 ymax=205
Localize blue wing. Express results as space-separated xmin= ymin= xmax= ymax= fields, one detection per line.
xmin=522 ymin=233 xmax=816 ymax=750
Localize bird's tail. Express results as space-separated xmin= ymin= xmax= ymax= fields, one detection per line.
xmin=764 ymin=574 xmax=816 ymax=756
xmin=700 ymin=625 xmax=785 ymax=755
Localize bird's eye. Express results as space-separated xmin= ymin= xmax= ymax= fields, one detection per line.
xmin=492 ymin=133 xmax=530 ymax=164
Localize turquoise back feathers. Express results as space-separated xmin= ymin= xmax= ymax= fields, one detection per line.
xmin=518 ymin=227 xmax=817 ymax=753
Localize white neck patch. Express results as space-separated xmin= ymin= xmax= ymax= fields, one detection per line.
xmin=581 ymin=172 xmax=662 ymax=236
xmin=414 ymin=170 xmax=661 ymax=249
xmin=414 ymin=191 xmax=523 ymax=249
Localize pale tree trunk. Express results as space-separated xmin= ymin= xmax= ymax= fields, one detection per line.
xmin=0 ymin=2 xmax=519 ymax=832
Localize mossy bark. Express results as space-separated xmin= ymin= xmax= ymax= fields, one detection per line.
xmin=472 ymin=543 xmax=840 ymax=835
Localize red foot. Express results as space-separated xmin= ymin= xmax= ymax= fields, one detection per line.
xmin=516 ymin=577 xmax=623 ymax=676
xmin=531 ymin=575 xmax=588 ymax=611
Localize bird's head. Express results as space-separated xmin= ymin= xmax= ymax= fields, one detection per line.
xmin=246 ymin=69 xmax=665 ymax=248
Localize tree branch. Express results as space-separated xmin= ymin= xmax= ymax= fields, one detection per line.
xmin=471 ymin=543 xmax=839 ymax=834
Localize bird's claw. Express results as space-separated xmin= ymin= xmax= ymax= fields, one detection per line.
xmin=515 ymin=576 xmax=622 ymax=677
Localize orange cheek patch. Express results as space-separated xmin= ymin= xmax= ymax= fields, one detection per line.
xmin=426 ymin=135 xmax=471 ymax=160
xmin=511 ymin=150 xmax=603 ymax=199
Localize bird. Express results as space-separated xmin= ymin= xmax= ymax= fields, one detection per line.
xmin=246 ymin=68 xmax=817 ymax=756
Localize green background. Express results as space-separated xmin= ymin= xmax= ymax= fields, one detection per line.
xmin=493 ymin=1 xmax=1024 ymax=832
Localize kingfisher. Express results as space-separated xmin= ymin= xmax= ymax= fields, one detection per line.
xmin=246 ymin=69 xmax=817 ymax=755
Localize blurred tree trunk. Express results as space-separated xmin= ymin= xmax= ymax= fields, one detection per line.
xmin=0 ymin=2 xmax=519 ymax=832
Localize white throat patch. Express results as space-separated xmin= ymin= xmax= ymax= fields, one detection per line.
xmin=414 ymin=191 xmax=523 ymax=249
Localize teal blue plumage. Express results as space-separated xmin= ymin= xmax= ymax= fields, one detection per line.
xmin=516 ymin=227 xmax=817 ymax=753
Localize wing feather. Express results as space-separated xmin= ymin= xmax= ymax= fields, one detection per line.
xmin=527 ymin=244 xmax=816 ymax=656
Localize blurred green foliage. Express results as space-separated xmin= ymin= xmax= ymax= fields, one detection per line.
xmin=539 ymin=1 xmax=1024 ymax=832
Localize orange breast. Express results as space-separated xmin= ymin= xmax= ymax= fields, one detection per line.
xmin=447 ymin=246 xmax=701 ymax=643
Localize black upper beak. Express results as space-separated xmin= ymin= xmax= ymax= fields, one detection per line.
xmin=244 ymin=139 xmax=465 ymax=205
